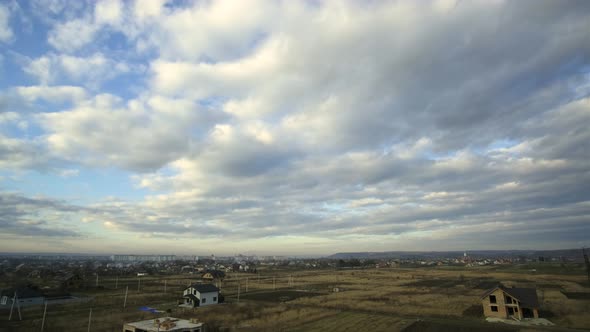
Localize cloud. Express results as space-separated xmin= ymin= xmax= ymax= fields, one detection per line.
xmin=24 ymin=53 xmax=134 ymax=87
xmin=1 ymin=1 xmax=590 ymax=253
xmin=0 ymin=134 xmax=49 ymax=170
xmin=47 ymin=17 xmax=99 ymax=52
xmin=0 ymin=193 xmax=83 ymax=237
xmin=38 ymin=94 xmax=226 ymax=171
xmin=16 ymin=85 xmax=87 ymax=103
xmin=0 ymin=3 xmax=13 ymax=43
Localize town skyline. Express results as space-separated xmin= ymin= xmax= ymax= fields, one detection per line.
xmin=1 ymin=1 xmax=590 ymax=254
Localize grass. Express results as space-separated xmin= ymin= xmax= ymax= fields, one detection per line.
xmin=237 ymin=290 xmax=323 ymax=303
xmin=401 ymin=319 xmax=518 ymax=332
xmin=285 ymin=311 xmax=407 ymax=332
xmin=560 ymin=291 xmax=590 ymax=300
xmin=2 ymin=266 xmax=589 ymax=331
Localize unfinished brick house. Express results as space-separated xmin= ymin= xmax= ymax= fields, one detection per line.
xmin=481 ymin=286 xmax=540 ymax=319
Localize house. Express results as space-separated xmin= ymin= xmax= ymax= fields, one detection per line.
xmin=481 ymin=286 xmax=540 ymax=319
xmin=123 ymin=317 xmax=202 ymax=332
xmin=201 ymin=270 xmax=225 ymax=281
xmin=0 ymin=287 xmax=45 ymax=308
xmin=182 ymin=284 xmax=220 ymax=307
xmin=60 ymin=273 xmax=85 ymax=289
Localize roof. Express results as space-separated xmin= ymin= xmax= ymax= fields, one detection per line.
xmin=125 ymin=317 xmax=202 ymax=332
xmin=481 ymin=286 xmax=539 ymax=307
xmin=0 ymin=287 xmax=44 ymax=299
xmin=186 ymin=283 xmax=219 ymax=293
xmin=505 ymin=287 xmax=539 ymax=307
xmin=201 ymin=270 xmax=225 ymax=278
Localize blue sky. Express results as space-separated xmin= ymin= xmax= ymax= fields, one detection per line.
xmin=0 ymin=0 xmax=589 ymax=255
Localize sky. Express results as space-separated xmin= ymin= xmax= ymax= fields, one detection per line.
xmin=0 ymin=0 xmax=589 ymax=256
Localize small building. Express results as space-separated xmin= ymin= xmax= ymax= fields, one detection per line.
xmin=481 ymin=286 xmax=540 ymax=320
xmin=182 ymin=284 xmax=220 ymax=307
xmin=60 ymin=273 xmax=85 ymax=289
xmin=123 ymin=317 xmax=202 ymax=332
xmin=201 ymin=270 xmax=225 ymax=281
xmin=0 ymin=287 xmax=45 ymax=308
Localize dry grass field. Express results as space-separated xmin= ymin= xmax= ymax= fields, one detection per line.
xmin=1 ymin=265 xmax=589 ymax=331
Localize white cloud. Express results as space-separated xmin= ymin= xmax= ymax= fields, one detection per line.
xmin=94 ymin=0 xmax=123 ymax=25
xmin=16 ymin=85 xmax=87 ymax=103
xmin=24 ymin=53 xmax=133 ymax=87
xmin=0 ymin=4 xmax=13 ymax=43
xmin=47 ymin=17 xmax=99 ymax=52
xmin=38 ymin=94 xmax=221 ymax=171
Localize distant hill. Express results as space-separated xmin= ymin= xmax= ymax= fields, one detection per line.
xmin=327 ymin=249 xmax=583 ymax=261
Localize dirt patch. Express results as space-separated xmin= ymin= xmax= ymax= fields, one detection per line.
xmin=462 ymin=304 xmax=483 ymax=317
xmin=402 ymin=320 xmax=518 ymax=332
xmin=536 ymin=283 xmax=562 ymax=289
xmin=238 ymin=290 xmax=323 ymax=303
xmin=561 ymin=291 xmax=590 ymax=300
xmin=403 ymin=279 xmax=462 ymax=288
xmin=470 ymin=279 xmax=502 ymax=289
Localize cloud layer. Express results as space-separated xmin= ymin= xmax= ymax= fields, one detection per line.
xmin=0 ymin=0 xmax=589 ymax=254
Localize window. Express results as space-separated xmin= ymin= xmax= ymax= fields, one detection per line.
xmin=506 ymin=296 xmax=512 ymax=304
xmin=514 ymin=307 xmax=518 ymax=312
xmin=202 ymin=298 xmax=206 ymax=303
xmin=491 ymin=306 xmax=498 ymax=312
xmin=213 ymin=297 xmax=217 ymax=301
xmin=489 ymin=295 xmax=496 ymax=303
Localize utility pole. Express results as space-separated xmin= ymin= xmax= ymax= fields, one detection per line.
xmin=8 ymin=292 xmax=15 ymax=320
xmin=41 ymin=301 xmax=48 ymax=331
xmin=164 ymin=280 xmax=167 ymax=293
xmin=9 ymin=291 xmax=22 ymax=321
xmin=237 ymin=282 xmax=241 ymax=303
xmin=123 ymin=286 xmax=128 ymax=308
xmin=87 ymin=308 xmax=92 ymax=332
xmin=583 ymin=248 xmax=590 ymax=284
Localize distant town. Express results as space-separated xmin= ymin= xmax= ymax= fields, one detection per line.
xmin=1 ymin=248 xmax=589 ymax=331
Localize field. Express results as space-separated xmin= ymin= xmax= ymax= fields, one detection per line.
xmin=1 ymin=264 xmax=589 ymax=331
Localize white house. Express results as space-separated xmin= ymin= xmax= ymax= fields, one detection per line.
xmin=182 ymin=284 xmax=220 ymax=307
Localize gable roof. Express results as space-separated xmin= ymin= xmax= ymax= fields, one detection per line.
xmin=505 ymin=287 xmax=539 ymax=307
xmin=201 ymin=270 xmax=225 ymax=278
xmin=481 ymin=286 xmax=539 ymax=307
xmin=186 ymin=283 xmax=219 ymax=293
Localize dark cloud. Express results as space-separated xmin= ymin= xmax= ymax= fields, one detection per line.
xmin=0 ymin=193 xmax=83 ymax=237
xmin=1 ymin=0 xmax=590 ymax=252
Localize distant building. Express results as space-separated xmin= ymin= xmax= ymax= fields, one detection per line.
xmin=201 ymin=270 xmax=225 ymax=281
xmin=123 ymin=317 xmax=202 ymax=332
xmin=111 ymin=255 xmax=176 ymax=262
xmin=60 ymin=273 xmax=85 ymax=289
xmin=181 ymin=284 xmax=220 ymax=308
xmin=0 ymin=287 xmax=45 ymax=308
xmin=481 ymin=286 xmax=540 ymax=319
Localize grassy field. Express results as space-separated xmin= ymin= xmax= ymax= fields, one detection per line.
xmin=1 ymin=265 xmax=589 ymax=331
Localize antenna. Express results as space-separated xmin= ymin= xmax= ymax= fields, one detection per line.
xmin=583 ymin=248 xmax=590 ymax=285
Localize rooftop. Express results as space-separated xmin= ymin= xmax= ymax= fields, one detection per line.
xmin=186 ymin=283 xmax=219 ymax=293
xmin=124 ymin=317 xmax=202 ymax=331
